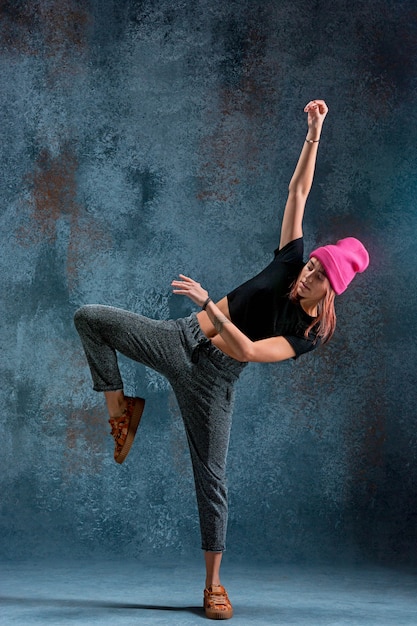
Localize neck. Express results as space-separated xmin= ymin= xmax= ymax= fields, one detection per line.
xmin=299 ymin=297 xmax=319 ymax=317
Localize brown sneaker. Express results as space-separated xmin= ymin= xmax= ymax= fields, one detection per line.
xmin=204 ymin=585 xmax=233 ymax=620
xmin=108 ymin=397 xmax=145 ymax=464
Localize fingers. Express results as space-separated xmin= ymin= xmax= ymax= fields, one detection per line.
xmin=171 ymin=274 xmax=208 ymax=307
xmin=172 ymin=274 xmax=198 ymax=287
xmin=171 ymin=280 xmax=188 ymax=292
xmin=304 ymin=99 xmax=328 ymax=115
xmin=171 ymin=274 xmax=202 ymax=295
xmin=175 ymin=274 xmax=200 ymax=285
xmin=176 ymin=273 xmax=191 ymax=282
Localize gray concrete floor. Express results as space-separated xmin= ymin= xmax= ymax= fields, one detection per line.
xmin=1 ymin=558 xmax=416 ymax=625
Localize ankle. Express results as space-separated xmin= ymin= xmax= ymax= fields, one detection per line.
xmin=110 ymin=401 xmax=127 ymax=419
xmin=105 ymin=392 xmax=126 ymax=419
xmin=205 ymin=580 xmax=221 ymax=589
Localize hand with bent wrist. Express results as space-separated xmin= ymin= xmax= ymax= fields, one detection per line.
xmin=171 ymin=274 xmax=209 ymax=307
xmin=304 ymin=99 xmax=328 ymax=142
xmin=171 ymin=274 xmax=231 ymax=335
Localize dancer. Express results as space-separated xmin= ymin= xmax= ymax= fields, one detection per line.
xmin=74 ymin=100 xmax=369 ymax=620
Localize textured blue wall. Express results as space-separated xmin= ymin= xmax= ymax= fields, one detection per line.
xmin=1 ymin=0 xmax=417 ymax=564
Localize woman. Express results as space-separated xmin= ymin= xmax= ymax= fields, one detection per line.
xmin=74 ymin=99 xmax=369 ymax=620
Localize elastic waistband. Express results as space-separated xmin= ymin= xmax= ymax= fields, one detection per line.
xmin=177 ymin=314 xmax=247 ymax=380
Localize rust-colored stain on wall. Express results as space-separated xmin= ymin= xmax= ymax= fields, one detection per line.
xmin=64 ymin=408 xmax=107 ymax=477
xmin=27 ymin=147 xmax=79 ymax=240
xmin=0 ymin=0 xmax=90 ymax=61
xmin=17 ymin=145 xmax=112 ymax=287
xmin=197 ymin=27 xmax=277 ymax=202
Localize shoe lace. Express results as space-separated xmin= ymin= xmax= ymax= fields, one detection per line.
xmin=108 ymin=415 xmax=128 ymax=440
xmin=206 ymin=589 xmax=229 ymax=608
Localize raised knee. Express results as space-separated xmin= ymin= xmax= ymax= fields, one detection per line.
xmin=74 ymin=304 xmax=95 ymax=329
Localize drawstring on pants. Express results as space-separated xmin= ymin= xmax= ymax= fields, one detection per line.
xmin=191 ymin=338 xmax=212 ymax=364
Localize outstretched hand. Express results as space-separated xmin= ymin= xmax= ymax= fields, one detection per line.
xmin=304 ymin=99 xmax=328 ymax=132
xmin=171 ymin=274 xmax=209 ymax=307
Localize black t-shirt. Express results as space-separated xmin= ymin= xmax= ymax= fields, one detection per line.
xmin=227 ymin=238 xmax=320 ymax=358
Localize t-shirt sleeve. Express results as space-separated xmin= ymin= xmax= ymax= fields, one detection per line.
xmin=283 ymin=334 xmax=320 ymax=359
xmin=273 ymin=237 xmax=304 ymax=263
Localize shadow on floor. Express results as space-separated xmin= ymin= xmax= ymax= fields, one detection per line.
xmin=0 ymin=596 xmax=202 ymax=615
xmin=1 ymin=558 xmax=417 ymax=625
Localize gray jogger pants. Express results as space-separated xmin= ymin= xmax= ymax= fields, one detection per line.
xmin=73 ymin=305 xmax=247 ymax=552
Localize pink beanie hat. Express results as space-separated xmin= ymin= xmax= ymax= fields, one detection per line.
xmin=309 ymin=237 xmax=369 ymax=295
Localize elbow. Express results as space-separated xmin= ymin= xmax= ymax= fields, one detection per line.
xmin=287 ymin=186 xmax=309 ymax=200
xmin=239 ymin=343 xmax=255 ymax=362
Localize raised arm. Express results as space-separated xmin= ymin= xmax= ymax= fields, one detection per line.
xmin=279 ymin=99 xmax=328 ymax=250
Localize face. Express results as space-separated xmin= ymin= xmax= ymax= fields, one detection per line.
xmin=296 ymin=257 xmax=330 ymax=303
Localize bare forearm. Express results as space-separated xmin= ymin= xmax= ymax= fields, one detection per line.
xmin=171 ymin=275 xmax=254 ymax=360
xmin=204 ymin=300 xmax=253 ymax=362
xmin=288 ymin=129 xmax=322 ymax=197
xmin=288 ymin=99 xmax=327 ymax=196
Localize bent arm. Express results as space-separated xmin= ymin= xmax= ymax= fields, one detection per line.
xmin=213 ymin=332 xmax=296 ymax=363
xmin=279 ymin=99 xmax=328 ymax=250
xmin=203 ymin=299 xmax=296 ymax=362
xmin=171 ymin=274 xmax=296 ymax=362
